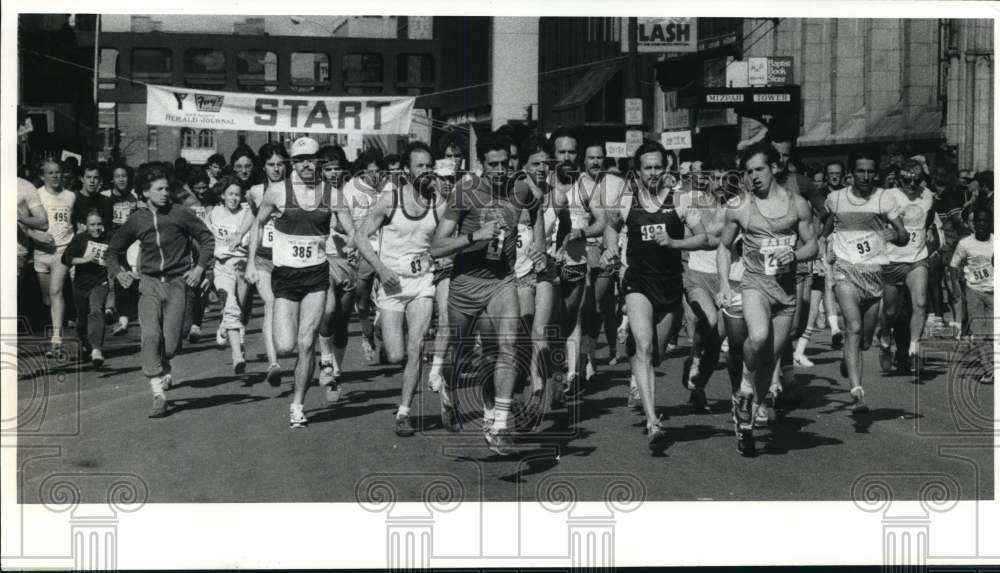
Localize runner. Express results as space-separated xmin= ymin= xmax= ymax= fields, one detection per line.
xmin=824 ymin=161 xmax=847 ymax=349
xmin=61 ymin=210 xmax=112 ymax=367
xmin=426 ymin=152 xmax=461 ymax=392
xmin=822 ymin=150 xmax=909 ymax=415
xmin=230 ymin=142 xmax=290 ymax=385
xmin=580 ymin=140 xmax=627 ymax=377
xmin=878 ymin=159 xmax=938 ymax=374
xmin=605 ymin=140 xmax=711 ymax=447
xmin=950 ymin=204 xmax=994 ymax=385
xmin=355 ymin=141 xmax=441 ymax=436
xmin=17 ymin=176 xmax=48 ymax=279
xmin=315 ymin=144 xmax=357 ymax=401
xmin=343 ymin=148 xmax=390 ymax=363
xmin=717 ymin=142 xmax=817 ymax=456
xmin=208 ymin=175 xmax=251 ymax=374
xmin=550 ymin=127 xmax=607 ymax=398
xmin=430 ymin=130 xmax=543 ymax=455
xmin=73 ymin=162 xmax=113 ymax=233
xmin=106 ymin=163 xmax=215 ymax=418
xmin=678 ymin=163 xmax=728 ymax=413
xmin=35 ymin=158 xmax=77 ymax=356
xmin=246 ymin=137 xmax=332 ymax=429
xmin=102 ymin=162 xmax=140 ymax=336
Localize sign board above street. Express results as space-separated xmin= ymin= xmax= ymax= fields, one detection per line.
xmin=689 ymin=86 xmax=801 ymax=110
xmin=725 ymin=56 xmax=795 ymax=88
xmin=625 ymin=129 xmax=644 ymax=156
xmin=625 ymin=98 xmax=643 ymax=125
xmin=768 ymin=56 xmax=793 ymax=85
xmin=621 ymin=18 xmax=697 ymax=53
xmin=660 ymin=130 xmax=692 ymax=150
xmin=606 ymin=142 xmax=629 ymax=158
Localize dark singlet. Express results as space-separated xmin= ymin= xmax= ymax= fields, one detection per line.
xmin=452 ymin=176 xmax=534 ymax=281
xmin=271 ymin=177 xmax=332 ymax=270
xmin=625 ymin=186 xmax=685 ymax=277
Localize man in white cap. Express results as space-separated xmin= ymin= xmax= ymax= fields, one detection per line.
xmin=247 ymin=137 xmax=341 ymax=428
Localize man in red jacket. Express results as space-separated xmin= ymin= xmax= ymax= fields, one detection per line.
xmin=107 ymin=164 xmax=215 ymax=418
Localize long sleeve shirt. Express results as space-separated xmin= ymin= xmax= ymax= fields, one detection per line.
xmin=107 ymin=203 xmax=214 ymax=280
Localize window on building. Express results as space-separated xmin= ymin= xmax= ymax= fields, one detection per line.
xmin=238 ymin=50 xmax=278 ymax=92
xmin=148 ymin=127 xmax=158 ymax=152
xmin=290 ymin=52 xmax=330 ymax=93
xmin=198 ymin=129 xmax=215 ymax=148
xmin=343 ymin=53 xmax=383 ymax=94
xmin=185 ymin=49 xmax=226 ymax=89
xmin=131 ymin=48 xmax=172 ymax=82
xmin=180 ymin=128 xmax=196 ymax=149
xmin=584 ymin=69 xmax=624 ymax=124
xmin=98 ymin=48 xmax=118 ymax=89
xmin=396 ymin=54 xmax=434 ymax=95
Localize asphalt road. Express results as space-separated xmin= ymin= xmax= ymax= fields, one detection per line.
xmin=13 ymin=298 xmax=994 ymax=505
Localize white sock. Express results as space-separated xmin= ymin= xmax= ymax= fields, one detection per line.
xmin=397 ymin=405 xmax=411 ymax=418
xmin=149 ymin=377 xmax=165 ymax=398
xmin=908 ymin=340 xmax=919 ymax=355
xmin=739 ymin=366 xmax=754 ymax=396
xmin=484 ymin=406 xmax=496 ymax=429
xmin=493 ymin=399 xmax=511 ymax=430
xmin=430 ymin=355 xmax=445 ymax=373
xmin=829 ymin=315 xmax=840 ymax=333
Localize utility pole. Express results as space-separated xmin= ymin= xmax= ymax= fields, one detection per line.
xmin=627 ymin=17 xmax=639 ymax=100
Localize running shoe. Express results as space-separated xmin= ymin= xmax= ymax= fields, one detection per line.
xmin=831 ymin=331 xmax=844 ymax=350
xmin=161 ymin=373 xmax=173 ymax=390
xmin=720 ymin=338 xmax=730 ymax=354
xmin=689 ymin=387 xmax=710 ymax=414
xmin=188 ymin=324 xmax=202 ymax=343
xmin=265 ymin=363 xmax=282 ymax=387
xmin=362 ymin=338 xmax=377 ymax=363
xmin=878 ymin=344 xmax=894 ymax=372
xmin=979 ymin=372 xmax=994 ymax=385
xmin=584 ymin=356 xmax=596 ymax=383
xmin=850 ymin=387 xmax=869 ymax=414
xmin=607 ymin=352 xmax=622 ymax=366
xmin=149 ymin=394 xmax=167 ymax=418
xmin=318 ymin=360 xmax=335 ymax=387
xmin=113 ymin=319 xmax=129 ymax=337
xmin=647 ymin=415 xmax=669 ymax=448
xmin=216 ymin=328 xmax=227 ymax=347
xmin=395 ymin=414 xmax=416 ymax=437
xmin=324 ymin=379 xmax=343 ymax=405
xmin=756 ymin=394 xmax=775 ymax=427
xmin=486 ymin=428 xmax=515 ymax=456
xmin=427 ymin=370 xmax=445 ymax=393
xmin=734 ymin=396 xmax=755 ymax=456
xmin=563 ymin=372 xmax=583 ymax=399
xmin=680 ymin=353 xmax=694 ymax=391
xmin=793 ymin=353 xmax=815 ymax=368
xmin=233 ymin=355 xmax=246 ymax=375
xmin=627 ymin=383 xmax=641 ymax=409
xmin=91 ymin=349 xmax=104 ymax=368
xmin=45 ymin=340 xmax=63 ymax=360
xmin=439 ymin=388 xmax=462 ymax=432
xmin=289 ymin=403 xmax=308 ymax=429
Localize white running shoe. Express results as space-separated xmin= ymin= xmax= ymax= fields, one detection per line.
xmin=428 ymin=370 xmax=445 ymax=392
xmin=585 ymin=356 xmax=596 ymax=382
xmin=216 ymin=328 xmax=227 ymax=347
xmin=318 ymin=361 xmax=335 ymax=387
xmin=289 ymin=403 xmax=308 ymax=428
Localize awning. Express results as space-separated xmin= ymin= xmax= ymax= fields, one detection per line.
xmin=553 ymin=62 xmax=623 ymax=111
xmin=797 ymin=105 xmax=944 ymax=147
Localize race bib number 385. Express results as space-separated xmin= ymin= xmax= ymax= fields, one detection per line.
xmin=273 ymin=234 xmax=325 ymax=268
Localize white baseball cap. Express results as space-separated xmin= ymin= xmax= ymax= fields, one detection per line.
xmin=290 ymin=137 xmax=319 ymax=159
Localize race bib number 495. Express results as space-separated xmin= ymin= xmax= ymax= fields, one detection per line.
xmin=50 ymin=206 xmax=71 ymax=225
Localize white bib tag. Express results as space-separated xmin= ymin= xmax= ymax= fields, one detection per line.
xmin=262 ymin=220 xmax=277 ymax=248
xmin=84 ymin=241 xmax=108 ymax=267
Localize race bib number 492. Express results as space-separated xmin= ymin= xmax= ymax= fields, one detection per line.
xmin=640 ymin=223 xmax=666 ymax=242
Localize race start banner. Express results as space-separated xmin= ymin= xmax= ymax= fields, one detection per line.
xmin=146 ymin=84 xmax=415 ymax=135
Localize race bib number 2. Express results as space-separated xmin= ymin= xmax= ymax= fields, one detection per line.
xmin=760 ymin=236 xmax=794 ymax=276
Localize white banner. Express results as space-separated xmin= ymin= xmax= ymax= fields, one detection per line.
xmin=145 ymin=84 xmax=415 ymax=135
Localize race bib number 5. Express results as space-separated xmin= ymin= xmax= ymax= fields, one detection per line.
xmin=262 ymin=220 xmax=277 ymax=248
xmin=640 ymin=223 xmax=666 ymax=242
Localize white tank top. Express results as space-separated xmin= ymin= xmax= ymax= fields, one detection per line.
xmin=37 ymin=187 xmax=76 ymax=248
xmin=344 ymin=176 xmax=389 ymax=253
xmin=208 ymin=205 xmax=249 ymax=259
xmin=886 ymin=188 xmax=934 ymax=263
xmin=515 ymin=215 xmax=534 ymax=279
xmin=378 ymin=187 xmax=437 ymax=277
xmin=564 ymin=181 xmax=590 ymax=265
xmin=825 ymin=187 xmax=902 ymax=266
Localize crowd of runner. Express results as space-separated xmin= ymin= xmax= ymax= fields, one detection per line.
xmin=15 ymin=128 xmax=994 ymax=456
